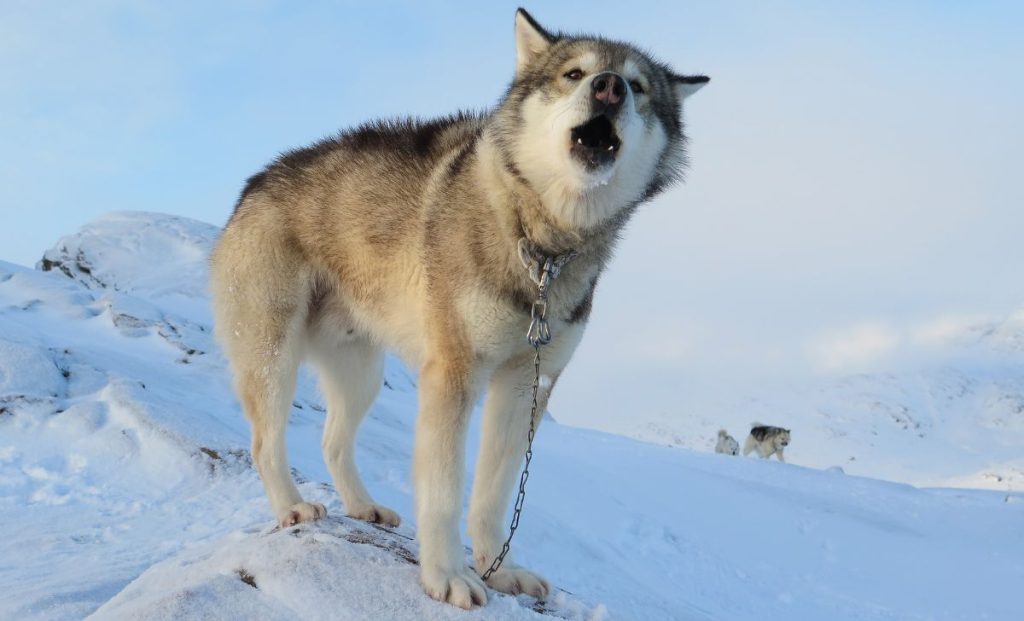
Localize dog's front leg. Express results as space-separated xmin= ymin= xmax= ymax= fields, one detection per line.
xmin=468 ymin=354 xmax=553 ymax=600
xmin=414 ymin=354 xmax=487 ymax=609
xmin=468 ymin=324 xmax=583 ymax=600
xmin=775 ymin=447 xmax=785 ymax=463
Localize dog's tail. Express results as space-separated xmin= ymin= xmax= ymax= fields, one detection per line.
xmin=750 ymin=421 xmax=764 ymax=429
xmin=717 ymin=429 xmax=729 ymax=438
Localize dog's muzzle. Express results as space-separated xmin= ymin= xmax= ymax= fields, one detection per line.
xmin=568 ymin=72 xmax=628 ymax=172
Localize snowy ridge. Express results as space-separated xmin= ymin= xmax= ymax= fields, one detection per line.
xmin=1 ymin=213 xmax=1022 ymax=621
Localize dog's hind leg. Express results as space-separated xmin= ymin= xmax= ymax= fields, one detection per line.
xmin=241 ymin=335 xmax=323 ymax=528
xmin=308 ymin=336 xmax=400 ymax=526
xmin=211 ymin=221 xmax=324 ymax=528
xmin=742 ymin=436 xmax=755 ymax=456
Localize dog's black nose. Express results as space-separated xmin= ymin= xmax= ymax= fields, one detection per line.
xmin=591 ymin=72 xmax=625 ymax=113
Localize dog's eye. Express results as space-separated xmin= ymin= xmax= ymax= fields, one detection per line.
xmin=564 ymin=69 xmax=584 ymax=81
xmin=629 ymin=80 xmax=645 ymax=94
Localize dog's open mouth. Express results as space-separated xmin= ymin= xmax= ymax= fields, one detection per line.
xmin=570 ymin=115 xmax=621 ymax=171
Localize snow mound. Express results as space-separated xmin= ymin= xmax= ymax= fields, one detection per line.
xmin=0 ymin=338 xmax=65 ymax=401
xmin=91 ymin=517 xmax=601 ymax=621
xmin=38 ymin=211 xmax=218 ymax=300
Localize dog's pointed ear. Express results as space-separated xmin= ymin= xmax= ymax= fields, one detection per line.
xmin=673 ymin=74 xmax=710 ymax=100
xmin=515 ymin=8 xmax=553 ymax=77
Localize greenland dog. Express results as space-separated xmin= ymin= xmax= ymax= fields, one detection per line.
xmin=715 ymin=429 xmax=739 ymax=455
xmin=210 ymin=8 xmax=707 ymax=609
xmin=743 ymin=424 xmax=791 ymax=462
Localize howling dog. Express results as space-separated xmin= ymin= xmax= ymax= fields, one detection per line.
xmin=210 ymin=8 xmax=707 ymax=608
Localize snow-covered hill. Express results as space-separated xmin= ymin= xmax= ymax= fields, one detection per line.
xmin=1 ymin=213 xmax=1021 ymax=620
xmin=623 ymin=314 xmax=1024 ymax=493
xmin=606 ymin=297 xmax=1024 ymax=495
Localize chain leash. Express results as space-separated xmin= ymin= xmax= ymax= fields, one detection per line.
xmin=479 ymin=343 xmax=540 ymax=582
xmin=480 ymin=240 xmax=574 ymax=582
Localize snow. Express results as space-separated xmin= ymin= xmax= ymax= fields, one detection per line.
xmin=1 ymin=212 xmax=1022 ymax=621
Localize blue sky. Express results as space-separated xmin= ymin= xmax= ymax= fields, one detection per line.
xmin=3 ymin=1 xmax=1023 ymax=431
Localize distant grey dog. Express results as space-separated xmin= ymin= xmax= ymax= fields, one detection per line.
xmin=743 ymin=424 xmax=791 ymax=462
xmin=715 ymin=429 xmax=739 ymax=455
xmin=210 ymin=8 xmax=707 ymax=609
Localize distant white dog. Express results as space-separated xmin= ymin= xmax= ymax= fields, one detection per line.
xmin=715 ymin=429 xmax=739 ymax=455
xmin=742 ymin=423 xmax=791 ymax=462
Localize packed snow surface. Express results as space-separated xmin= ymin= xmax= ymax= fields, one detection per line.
xmin=1 ymin=213 xmax=1021 ymax=620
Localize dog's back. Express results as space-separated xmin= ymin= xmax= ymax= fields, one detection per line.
xmin=213 ymin=115 xmax=489 ymax=364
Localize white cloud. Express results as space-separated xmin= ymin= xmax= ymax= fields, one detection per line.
xmin=807 ymin=322 xmax=901 ymax=374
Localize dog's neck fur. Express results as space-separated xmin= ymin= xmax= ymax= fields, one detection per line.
xmin=476 ymin=128 xmax=624 ymax=269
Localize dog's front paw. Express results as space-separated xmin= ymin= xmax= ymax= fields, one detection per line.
xmin=421 ymin=564 xmax=488 ymax=609
xmin=276 ymin=501 xmax=327 ymax=528
xmin=483 ymin=564 xmax=550 ymax=600
xmin=347 ymin=502 xmax=401 ymax=527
